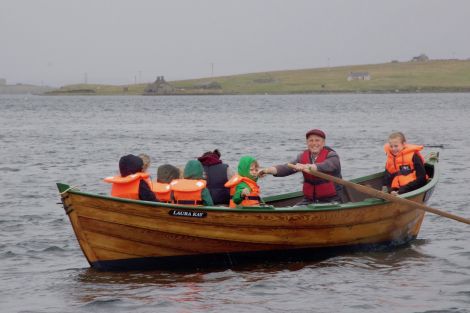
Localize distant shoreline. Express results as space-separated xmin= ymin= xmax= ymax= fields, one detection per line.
xmin=44 ymin=88 xmax=470 ymax=96
xmin=44 ymin=59 xmax=470 ymax=96
xmin=0 ymin=84 xmax=54 ymax=95
xmin=41 ymin=90 xmax=470 ymax=97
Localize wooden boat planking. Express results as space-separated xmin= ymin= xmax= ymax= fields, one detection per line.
xmin=57 ymin=157 xmax=438 ymax=270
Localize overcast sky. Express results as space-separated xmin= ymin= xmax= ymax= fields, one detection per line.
xmin=1 ymin=0 xmax=470 ymax=86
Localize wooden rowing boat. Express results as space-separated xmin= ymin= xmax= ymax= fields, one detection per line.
xmin=57 ymin=156 xmax=439 ymax=271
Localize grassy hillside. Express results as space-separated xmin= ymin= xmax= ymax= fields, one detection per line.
xmin=45 ymin=83 xmax=147 ymax=95
xmin=47 ymin=59 xmax=470 ymax=95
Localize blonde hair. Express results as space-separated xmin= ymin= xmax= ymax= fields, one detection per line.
xmin=138 ymin=153 xmax=151 ymax=172
xmin=388 ymin=132 xmax=406 ymax=143
xmin=177 ymin=165 xmax=185 ymax=178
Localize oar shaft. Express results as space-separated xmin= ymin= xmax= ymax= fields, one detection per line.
xmin=287 ymin=163 xmax=470 ymax=225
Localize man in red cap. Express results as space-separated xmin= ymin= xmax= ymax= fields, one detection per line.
xmin=259 ymin=129 xmax=343 ymax=205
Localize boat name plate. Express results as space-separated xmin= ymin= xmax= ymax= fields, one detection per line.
xmin=169 ymin=210 xmax=207 ymax=218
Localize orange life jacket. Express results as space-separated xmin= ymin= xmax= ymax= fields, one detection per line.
xmin=224 ymin=175 xmax=261 ymax=208
xmin=103 ymin=172 xmax=151 ymax=200
xmin=384 ymin=143 xmax=426 ymax=190
xmin=170 ymin=179 xmax=206 ymax=206
xmin=152 ymin=181 xmax=172 ymax=203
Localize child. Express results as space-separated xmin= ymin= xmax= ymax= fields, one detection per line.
xmin=170 ymin=160 xmax=214 ymax=206
xmin=138 ymin=153 xmax=151 ymax=173
xmin=197 ymin=149 xmax=233 ymax=205
xmin=224 ymin=156 xmax=261 ymax=208
xmin=153 ymin=164 xmax=180 ymax=203
xmin=383 ymin=132 xmax=427 ymax=195
xmin=104 ymin=154 xmax=157 ymax=202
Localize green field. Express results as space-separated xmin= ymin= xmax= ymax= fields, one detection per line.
xmin=47 ymin=59 xmax=470 ymax=95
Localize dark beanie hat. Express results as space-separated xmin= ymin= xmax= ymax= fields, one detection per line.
xmin=157 ymin=164 xmax=180 ymax=183
xmin=119 ymin=154 xmax=144 ymax=177
xmin=198 ymin=149 xmax=222 ymax=166
xmin=199 ymin=149 xmax=221 ymax=159
xmin=306 ymin=129 xmax=326 ymax=139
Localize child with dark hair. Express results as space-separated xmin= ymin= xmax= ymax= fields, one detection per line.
xmin=104 ymin=154 xmax=157 ymax=202
xmin=197 ymin=149 xmax=233 ymax=205
xmin=152 ymin=164 xmax=180 ymax=203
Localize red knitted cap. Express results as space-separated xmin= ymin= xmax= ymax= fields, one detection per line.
xmin=305 ymin=129 xmax=326 ymax=139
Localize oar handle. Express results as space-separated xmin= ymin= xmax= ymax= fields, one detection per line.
xmin=287 ymin=163 xmax=470 ymax=225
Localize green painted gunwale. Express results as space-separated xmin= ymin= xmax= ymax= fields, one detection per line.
xmin=57 ymin=158 xmax=438 ymax=213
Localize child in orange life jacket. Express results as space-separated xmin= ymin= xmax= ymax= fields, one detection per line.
xmin=225 ymin=156 xmax=261 ymax=208
xmin=104 ymin=154 xmax=157 ymax=202
xmin=152 ymin=164 xmax=180 ymax=203
xmin=382 ymin=132 xmax=427 ymax=195
xmin=170 ymin=160 xmax=214 ymax=206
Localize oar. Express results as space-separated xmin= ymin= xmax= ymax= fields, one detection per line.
xmin=287 ymin=163 xmax=470 ymax=225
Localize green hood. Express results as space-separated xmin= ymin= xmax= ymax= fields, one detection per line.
xmin=237 ymin=155 xmax=257 ymax=181
xmin=183 ymin=160 xmax=204 ymax=179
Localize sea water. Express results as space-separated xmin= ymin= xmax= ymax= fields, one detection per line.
xmin=1 ymin=93 xmax=469 ymax=313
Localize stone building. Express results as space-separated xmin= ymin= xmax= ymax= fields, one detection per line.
xmin=144 ymin=76 xmax=175 ymax=95
xmin=411 ymin=54 xmax=429 ymax=62
xmin=347 ymin=72 xmax=371 ymax=81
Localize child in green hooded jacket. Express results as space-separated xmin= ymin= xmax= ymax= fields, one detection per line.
xmin=170 ymin=160 xmax=214 ymax=206
xmin=225 ymin=156 xmax=261 ymax=208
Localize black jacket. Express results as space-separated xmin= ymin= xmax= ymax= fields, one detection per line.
xmin=203 ymin=163 xmax=230 ymax=205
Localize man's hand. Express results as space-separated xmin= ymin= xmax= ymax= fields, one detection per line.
xmin=257 ymin=168 xmax=268 ymax=177
xmin=292 ymin=163 xmax=317 ymax=173
xmin=258 ymin=167 xmax=277 ymax=177
xmin=292 ymin=163 xmax=305 ymax=172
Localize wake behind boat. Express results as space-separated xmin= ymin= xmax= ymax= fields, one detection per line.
xmin=57 ymin=155 xmax=439 ymax=271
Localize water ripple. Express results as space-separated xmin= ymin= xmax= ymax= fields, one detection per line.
xmin=2 ymin=94 xmax=470 ymax=313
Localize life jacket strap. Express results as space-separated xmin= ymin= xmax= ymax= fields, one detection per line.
xmin=396 ymin=169 xmax=416 ymax=176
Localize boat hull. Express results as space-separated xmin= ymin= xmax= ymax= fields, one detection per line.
xmin=59 ymin=188 xmax=433 ymax=271
xmin=89 ymin=238 xmax=419 ymax=271
xmin=58 ymin=158 xmax=438 ymax=271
